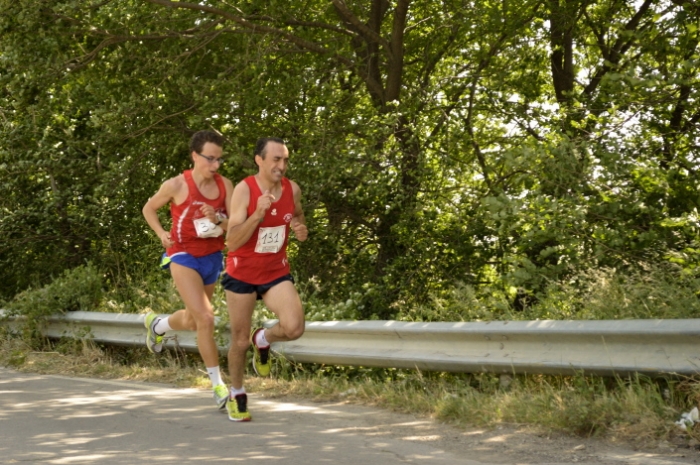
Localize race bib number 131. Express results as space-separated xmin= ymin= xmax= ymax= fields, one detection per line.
xmin=255 ymin=225 xmax=285 ymax=253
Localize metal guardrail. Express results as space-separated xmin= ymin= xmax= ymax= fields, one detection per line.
xmin=294 ymin=319 xmax=700 ymax=376
xmin=2 ymin=311 xmax=700 ymax=376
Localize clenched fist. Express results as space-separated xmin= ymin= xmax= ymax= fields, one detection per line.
xmin=290 ymin=217 xmax=308 ymax=241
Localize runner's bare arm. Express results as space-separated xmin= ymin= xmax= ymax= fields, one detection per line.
xmin=199 ymin=176 xmax=234 ymax=233
xmin=219 ymin=177 xmax=234 ymax=233
xmin=290 ymin=180 xmax=308 ymax=242
xmin=142 ymin=177 xmax=181 ymax=249
xmin=226 ymin=181 xmax=265 ymax=252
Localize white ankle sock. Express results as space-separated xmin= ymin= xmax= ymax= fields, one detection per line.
xmin=230 ymin=386 xmax=246 ymax=397
xmin=153 ymin=316 xmax=172 ymax=335
xmin=255 ymin=329 xmax=269 ymax=347
xmin=207 ymin=366 xmax=223 ymax=387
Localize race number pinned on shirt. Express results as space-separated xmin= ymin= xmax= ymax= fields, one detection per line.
xmin=255 ymin=225 xmax=285 ymax=253
xmin=193 ymin=217 xmax=223 ymax=238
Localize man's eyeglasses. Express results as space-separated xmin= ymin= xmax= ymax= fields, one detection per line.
xmin=196 ymin=153 xmax=224 ymax=165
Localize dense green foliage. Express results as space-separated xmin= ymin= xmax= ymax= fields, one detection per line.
xmin=1 ymin=0 xmax=699 ymax=319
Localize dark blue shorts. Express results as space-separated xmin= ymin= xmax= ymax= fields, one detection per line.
xmin=221 ymin=273 xmax=294 ymax=300
xmin=160 ymin=251 xmax=224 ymax=285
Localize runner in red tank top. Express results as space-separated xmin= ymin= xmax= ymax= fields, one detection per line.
xmin=167 ymin=169 xmax=227 ymax=258
xmin=142 ymin=130 xmax=234 ymax=411
xmin=221 ymin=137 xmax=308 ymax=422
xmin=225 ymin=175 xmax=295 ymax=284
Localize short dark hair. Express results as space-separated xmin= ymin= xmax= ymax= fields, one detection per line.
xmin=254 ymin=137 xmax=286 ymax=159
xmin=189 ymin=130 xmax=224 ymax=154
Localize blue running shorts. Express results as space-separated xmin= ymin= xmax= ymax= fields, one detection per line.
xmin=160 ymin=251 xmax=224 ymax=285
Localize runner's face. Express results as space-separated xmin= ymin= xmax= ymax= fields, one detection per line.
xmin=257 ymin=142 xmax=289 ymax=182
xmin=192 ymin=142 xmax=224 ymax=178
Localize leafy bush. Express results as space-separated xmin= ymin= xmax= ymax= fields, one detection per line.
xmin=2 ymin=263 xmax=104 ymax=338
xmin=524 ymin=263 xmax=700 ymax=321
xmin=399 ymin=283 xmax=512 ymax=322
xmin=393 ymin=262 xmax=700 ymax=323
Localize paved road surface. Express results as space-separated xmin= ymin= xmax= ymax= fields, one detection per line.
xmin=0 ymin=368 xmax=697 ymax=464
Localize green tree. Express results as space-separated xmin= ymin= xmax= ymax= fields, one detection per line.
xmin=2 ymin=0 xmax=699 ymax=319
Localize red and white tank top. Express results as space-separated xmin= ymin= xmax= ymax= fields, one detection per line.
xmin=167 ymin=170 xmax=227 ymax=257
xmin=226 ymin=176 xmax=295 ymax=284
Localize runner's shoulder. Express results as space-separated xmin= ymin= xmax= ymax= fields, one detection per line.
xmin=288 ymin=179 xmax=302 ymax=196
xmin=233 ymin=179 xmax=251 ymax=195
xmin=158 ymin=174 xmax=187 ymax=198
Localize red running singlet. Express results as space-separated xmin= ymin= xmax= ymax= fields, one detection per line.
xmin=167 ymin=170 xmax=227 ymax=258
xmin=226 ymin=176 xmax=295 ymax=284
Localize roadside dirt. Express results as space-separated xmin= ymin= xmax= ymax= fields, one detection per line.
xmin=272 ymin=394 xmax=700 ymax=465
xmin=390 ymin=421 xmax=700 ymax=464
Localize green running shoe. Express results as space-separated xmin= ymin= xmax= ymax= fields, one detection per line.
xmin=144 ymin=311 xmax=164 ymax=353
xmin=213 ymin=384 xmax=229 ymax=410
xmin=227 ymin=393 xmax=251 ymax=422
xmin=250 ymin=328 xmax=271 ymax=377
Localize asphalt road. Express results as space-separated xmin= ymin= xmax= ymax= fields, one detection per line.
xmin=0 ymin=368 xmax=488 ymax=464
xmin=0 ymin=368 xmax=697 ymax=465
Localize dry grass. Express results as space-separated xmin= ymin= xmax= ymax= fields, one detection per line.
xmin=0 ymin=333 xmax=209 ymax=388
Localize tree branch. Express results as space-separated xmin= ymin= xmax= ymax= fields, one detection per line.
xmin=142 ymin=0 xmax=352 ymax=63
xmin=141 ymin=0 xmax=390 ymax=106
xmin=331 ymin=0 xmax=390 ymax=49
xmin=582 ymin=0 xmax=654 ymax=97
xmin=386 ymin=0 xmax=409 ymax=102
xmin=123 ymin=103 xmax=199 ymax=140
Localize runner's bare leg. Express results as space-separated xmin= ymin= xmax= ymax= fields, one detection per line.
xmin=226 ymin=291 xmax=257 ymax=388
xmin=169 ymin=262 xmax=219 ymax=367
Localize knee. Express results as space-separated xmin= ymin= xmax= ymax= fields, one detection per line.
xmin=194 ymin=312 xmax=215 ymax=332
xmin=282 ymin=319 xmax=305 ymax=341
xmin=230 ymin=332 xmax=251 ymax=353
